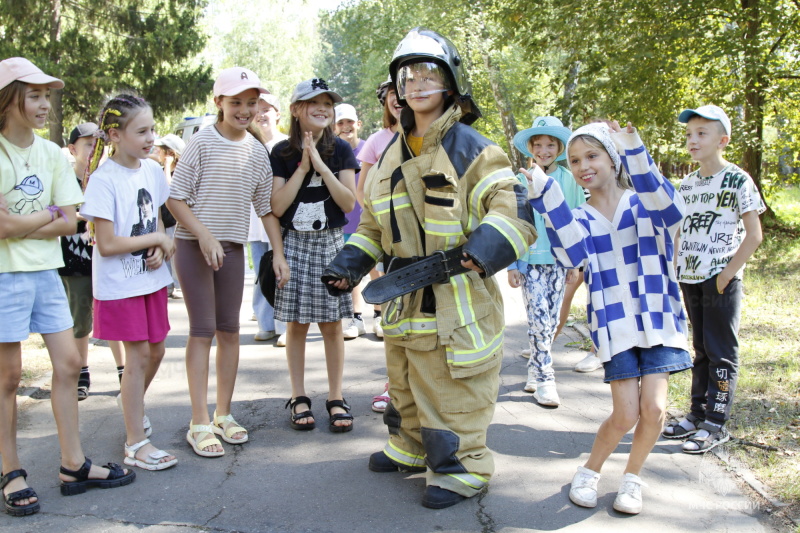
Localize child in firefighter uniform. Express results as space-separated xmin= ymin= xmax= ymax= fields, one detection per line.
xmin=324 ymin=28 xmax=536 ymax=509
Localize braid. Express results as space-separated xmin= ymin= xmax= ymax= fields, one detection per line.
xmin=83 ymin=93 xmax=151 ymax=237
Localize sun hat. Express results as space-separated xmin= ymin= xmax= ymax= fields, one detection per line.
xmin=260 ymin=93 xmax=281 ymax=112
xmin=290 ymin=78 xmax=342 ymax=104
xmin=0 ymin=57 xmax=64 ymax=91
xmin=68 ymin=123 xmax=98 ymax=145
xmin=154 ymin=133 xmax=186 ymax=156
xmin=567 ymin=123 xmax=622 ymax=174
xmin=335 ymin=103 xmax=358 ymax=123
xmin=678 ymin=105 xmax=731 ymax=136
xmin=513 ymin=116 xmax=572 ymax=161
xmin=213 ymin=67 xmax=269 ymax=97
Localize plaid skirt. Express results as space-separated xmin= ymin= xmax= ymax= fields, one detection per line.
xmin=275 ymin=227 xmax=353 ymax=324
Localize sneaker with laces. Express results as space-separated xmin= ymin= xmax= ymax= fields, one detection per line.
xmin=523 ymin=366 xmax=538 ymax=392
xmin=574 ymin=352 xmax=602 ymax=373
xmin=613 ymin=473 xmax=647 ymax=514
xmin=275 ymin=333 xmax=287 ymax=347
xmin=569 ymin=466 xmax=601 ymax=508
xmin=372 ymin=320 xmax=384 ymax=338
xmin=343 ymin=317 xmax=366 ymax=339
xmin=533 ymin=381 xmax=560 ymax=407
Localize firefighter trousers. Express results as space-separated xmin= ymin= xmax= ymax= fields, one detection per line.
xmin=381 ymin=337 xmax=501 ymax=498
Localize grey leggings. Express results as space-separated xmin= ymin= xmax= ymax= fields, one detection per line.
xmin=174 ymin=238 xmax=244 ymax=338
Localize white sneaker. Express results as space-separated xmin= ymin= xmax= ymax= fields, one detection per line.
xmin=613 ymin=473 xmax=647 ymax=514
xmin=343 ymin=317 xmax=366 ymax=339
xmin=523 ymin=366 xmax=538 ymax=392
xmin=533 ymin=381 xmax=560 ymax=407
xmin=569 ymin=466 xmax=601 ymax=508
xmin=254 ymin=330 xmax=277 ymax=341
xmin=372 ymin=319 xmax=384 ymax=338
xmin=275 ymin=333 xmax=287 ymax=347
xmin=520 ymin=348 xmax=532 ymax=358
xmin=574 ymin=352 xmax=602 ymax=373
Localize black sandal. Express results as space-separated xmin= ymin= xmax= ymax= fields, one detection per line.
xmin=59 ymin=457 xmax=136 ymax=496
xmin=326 ymin=399 xmax=354 ymax=433
xmin=285 ymin=396 xmax=316 ymax=431
xmin=1 ymin=469 xmax=40 ymax=516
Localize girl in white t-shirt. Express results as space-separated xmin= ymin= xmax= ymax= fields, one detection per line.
xmin=0 ymin=58 xmax=135 ymax=517
xmin=81 ymin=94 xmax=177 ymax=472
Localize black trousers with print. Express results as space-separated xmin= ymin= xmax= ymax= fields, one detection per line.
xmin=681 ymin=275 xmax=742 ymax=427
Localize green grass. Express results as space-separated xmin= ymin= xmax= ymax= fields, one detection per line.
xmin=667 ymin=186 xmax=800 ymax=509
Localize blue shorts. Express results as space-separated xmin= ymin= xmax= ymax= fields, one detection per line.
xmin=0 ymin=270 xmax=74 ymax=342
xmin=603 ymin=344 xmax=692 ymax=383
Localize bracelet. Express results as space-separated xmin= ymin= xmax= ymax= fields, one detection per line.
xmin=47 ymin=205 xmax=66 ymax=221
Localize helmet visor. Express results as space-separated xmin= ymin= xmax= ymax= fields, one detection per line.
xmin=396 ymin=62 xmax=451 ymax=100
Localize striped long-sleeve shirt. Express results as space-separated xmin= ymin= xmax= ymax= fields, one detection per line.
xmin=529 ymin=131 xmax=689 ymax=362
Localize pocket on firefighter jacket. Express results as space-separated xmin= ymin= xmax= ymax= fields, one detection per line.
xmin=422 ymin=173 xmax=463 ymax=244
xmin=439 ymin=302 xmax=503 ymax=380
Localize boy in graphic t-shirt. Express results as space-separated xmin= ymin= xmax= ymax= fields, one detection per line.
xmin=664 ymin=105 xmax=764 ymax=454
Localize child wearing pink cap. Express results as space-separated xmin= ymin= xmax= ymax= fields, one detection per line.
xmin=167 ymin=67 xmax=288 ymax=457
xmin=0 ymin=57 xmax=135 ymax=517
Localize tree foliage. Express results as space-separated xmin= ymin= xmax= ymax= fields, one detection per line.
xmin=316 ymin=0 xmax=800 ymax=214
xmin=0 ymin=0 xmax=212 ymax=144
xmin=203 ymin=0 xmax=323 ymax=119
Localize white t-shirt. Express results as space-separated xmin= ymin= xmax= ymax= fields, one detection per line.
xmin=677 ymin=163 xmax=765 ymax=283
xmin=81 ymin=158 xmax=172 ymax=300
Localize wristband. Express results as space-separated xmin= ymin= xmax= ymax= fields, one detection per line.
xmin=47 ymin=205 xmax=67 ymax=221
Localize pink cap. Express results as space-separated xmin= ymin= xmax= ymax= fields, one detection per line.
xmin=0 ymin=57 xmax=64 ymax=91
xmin=213 ymin=67 xmax=269 ymax=97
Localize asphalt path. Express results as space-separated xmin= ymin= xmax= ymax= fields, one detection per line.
xmin=3 ymin=271 xmax=777 ymax=532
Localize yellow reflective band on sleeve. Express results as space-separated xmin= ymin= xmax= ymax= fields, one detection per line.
xmin=384 ymin=442 xmax=426 ymax=467
xmin=372 ymin=193 xmax=411 ymax=216
xmin=481 ymin=214 xmax=528 ymax=258
xmin=345 ymin=234 xmax=383 ymax=261
xmin=449 ymin=273 xmax=485 ymax=347
xmin=446 ymin=330 xmax=504 ymax=366
xmin=382 ymin=318 xmax=438 ymax=338
xmin=467 ymin=168 xmax=516 ymax=230
xmin=424 ymin=218 xmax=463 ymax=237
xmin=447 ymin=472 xmax=488 ymax=490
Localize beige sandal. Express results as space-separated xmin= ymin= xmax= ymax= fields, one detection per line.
xmin=212 ymin=411 xmax=249 ymax=444
xmin=186 ymin=422 xmax=225 ymax=457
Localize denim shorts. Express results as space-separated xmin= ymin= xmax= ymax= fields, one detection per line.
xmin=0 ymin=270 xmax=74 ymax=342
xmin=603 ymin=344 xmax=693 ymax=383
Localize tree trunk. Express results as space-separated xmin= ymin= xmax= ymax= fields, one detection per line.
xmin=741 ymin=0 xmax=773 ymax=218
xmin=562 ymin=61 xmax=580 ymax=129
xmin=483 ymin=53 xmax=523 ymax=171
xmin=49 ymin=0 xmax=63 ymax=146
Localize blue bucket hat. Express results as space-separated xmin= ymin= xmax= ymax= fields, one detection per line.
xmin=513 ymin=116 xmax=572 ymax=161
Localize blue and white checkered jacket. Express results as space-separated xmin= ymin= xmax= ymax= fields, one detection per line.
xmin=529 ymin=131 xmax=689 ymax=363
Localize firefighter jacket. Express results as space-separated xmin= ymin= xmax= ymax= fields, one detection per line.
xmin=328 ymin=104 xmax=536 ymax=378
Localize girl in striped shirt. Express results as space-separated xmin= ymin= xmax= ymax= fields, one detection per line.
xmin=523 ymin=121 xmax=692 ymax=515
xmin=167 ymin=67 xmax=287 ymax=458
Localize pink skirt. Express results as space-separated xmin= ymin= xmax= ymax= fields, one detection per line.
xmin=94 ymin=287 xmax=170 ymax=343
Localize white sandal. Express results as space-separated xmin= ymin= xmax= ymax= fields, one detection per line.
xmin=124 ymin=438 xmax=177 ymax=471
xmin=212 ymin=411 xmax=249 ymax=444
